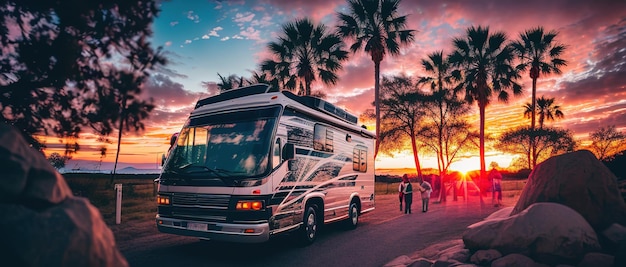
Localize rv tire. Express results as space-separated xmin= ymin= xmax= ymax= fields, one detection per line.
xmin=345 ymin=201 xmax=359 ymax=230
xmin=297 ymin=205 xmax=318 ymax=246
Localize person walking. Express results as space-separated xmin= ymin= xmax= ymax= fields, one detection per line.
xmin=398 ymin=177 xmax=405 ymax=211
xmin=488 ymin=164 xmax=503 ymax=207
xmin=419 ymin=178 xmax=433 ymax=212
xmin=402 ymin=175 xmax=413 ymax=214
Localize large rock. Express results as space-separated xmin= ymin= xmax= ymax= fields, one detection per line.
xmin=463 ymin=202 xmax=600 ymax=265
xmin=511 ymin=150 xmax=626 ymax=232
xmin=0 ymin=123 xmax=128 ymax=267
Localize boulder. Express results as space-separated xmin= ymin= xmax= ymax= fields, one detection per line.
xmin=0 ymin=123 xmax=128 ymax=267
xmin=491 ymin=254 xmax=549 ymax=267
xmin=435 ymin=243 xmax=470 ymax=263
xmin=511 ymin=150 xmax=626 ymax=232
xmin=470 ymin=249 xmax=502 ymax=265
xmin=577 ymin=252 xmax=614 ymax=267
xmin=463 ymin=202 xmax=600 ymax=265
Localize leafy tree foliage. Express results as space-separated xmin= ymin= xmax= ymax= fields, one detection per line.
xmin=261 ymin=18 xmax=348 ymax=96
xmin=378 ymin=75 xmax=427 ymax=178
xmin=589 ymin=125 xmax=626 ymax=161
xmin=418 ymin=50 xmax=476 ymax=202
xmin=511 ymin=27 xmax=567 ymax=131
xmin=48 ymin=152 xmax=68 ymax=170
xmin=523 ymin=96 xmax=564 ymax=129
xmin=511 ymin=27 xmax=566 ymax=171
xmin=496 ymin=126 xmax=576 ymax=169
xmin=0 ymin=0 xmax=165 ymax=148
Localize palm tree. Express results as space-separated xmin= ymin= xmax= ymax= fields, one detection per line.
xmin=247 ymin=70 xmax=280 ymax=89
xmin=449 ymin=25 xmax=522 ymax=183
xmin=216 ymin=73 xmax=246 ymax=91
xmin=336 ymin=0 xmax=416 ymax=158
xmin=511 ymin=27 xmax=566 ymax=170
xmin=261 ymin=18 xmax=348 ymax=96
xmin=511 ymin=27 xmax=567 ymax=131
xmin=523 ymin=96 xmax=564 ymax=129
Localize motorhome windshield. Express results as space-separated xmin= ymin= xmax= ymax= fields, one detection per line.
xmin=163 ymin=106 xmax=280 ymax=180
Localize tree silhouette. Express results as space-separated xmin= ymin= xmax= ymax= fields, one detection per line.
xmin=511 ymin=27 xmax=566 ymax=170
xmin=1 ymin=0 xmax=165 ymax=156
xmin=336 ymin=0 xmax=416 ymax=158
xmin=216 ymin=73 xmax=247 ymax=91
xmin=48 ymin=152 xmax=68 ymax=170
xmin=497 ymin=126 xmax=576 ymax=168
xmin=511 ymin=27 xmax=567 ymax=131
xmin=449 ymin=25 xmax=522 ymax=182
xmin=378 ymin=75 xmax=427 ymax=179
xmin=523 ymin=96 xmax=564 ymax=129
xmin=418 ymin=51 xmax=475 ymax=202
xmin=522 ymin=96 xmax=564 ymax=167
xmin=589 ymin=125 xmax=626 ymax=161
xmin=261 ymin=18 xmax=348 ymax=96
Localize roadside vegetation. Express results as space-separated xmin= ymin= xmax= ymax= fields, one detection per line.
xmin=64 ymin=174 xmax=159 ymax=225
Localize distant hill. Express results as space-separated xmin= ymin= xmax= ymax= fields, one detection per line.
xmin=61 ymin=166 xmax=161 ymax=175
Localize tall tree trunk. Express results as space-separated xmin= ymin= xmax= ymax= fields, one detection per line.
xmin=410 ymin=134 xmax=422 ymax=178
xmin=478 ymin=102 xmax=486 ymax=205
xmin=110 ymin=97 xmax=127 ymax=184
xmin=530 ymin=67 xmax=539 ymax=169
xmin=374 ymin=61 xmax=381 ymax=158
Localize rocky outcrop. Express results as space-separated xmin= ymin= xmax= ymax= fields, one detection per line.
xmin=390 ymin=150 xmax=626 ymax=267
xmin=511 ymin=150 xmax=626 ymax=232
xmin=0 ymin=123 xmax=128 ymax=267
xmin=464 ymin=202 xmax=601 ymax=265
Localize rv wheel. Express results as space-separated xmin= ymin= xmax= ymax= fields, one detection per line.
xmin=345 ymin=201 xmax=359 ymax=230
xmin=298 ymin=205 xmax=318 ymax=246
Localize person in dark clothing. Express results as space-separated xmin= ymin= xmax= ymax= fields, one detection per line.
xmin=488 ymin=165 xmax=503 ymax=207
xmin=402 ymin=175 xmax=413 ymax=214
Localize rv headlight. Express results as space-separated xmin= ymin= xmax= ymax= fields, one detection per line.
xmin=236 ymin=200 xmax=264 ymax=211
xmin=157 ymin=195 xmax=171 ymax=205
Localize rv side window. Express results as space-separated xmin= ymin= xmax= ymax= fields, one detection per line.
xmin=353 ymin=146 xmax=367 ymax=172
xmin=313 ymin=124 xmax=333 ymax=152
xmin=272 ymin=138 xmax=281 ymax=169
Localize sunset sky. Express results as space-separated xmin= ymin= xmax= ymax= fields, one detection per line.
xmin=41 ymin=0 xmax=626 ymax=173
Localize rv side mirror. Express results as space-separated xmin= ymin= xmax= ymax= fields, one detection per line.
xmin=283 ymin=143 xmax=295 ymax=160
xmin=170 ymin=132 xmax=179 ymax=147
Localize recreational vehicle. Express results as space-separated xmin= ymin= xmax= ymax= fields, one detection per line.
xmin=155 ymin=84 xmax=376 ymax=245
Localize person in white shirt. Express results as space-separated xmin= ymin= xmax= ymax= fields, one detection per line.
xmin=419 ymin=178 xmax=433 ymax=212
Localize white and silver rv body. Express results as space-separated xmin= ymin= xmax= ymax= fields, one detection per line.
xmin=156 ymin=84 xmax=375 ymax=244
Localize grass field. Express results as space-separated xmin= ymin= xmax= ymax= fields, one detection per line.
xmin=63 ymin=173 xmax=159 ymax=225
xmin=63 ymin=173 xmax=525 ymax=226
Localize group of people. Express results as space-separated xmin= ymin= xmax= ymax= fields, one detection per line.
xmin=398 ymin=174 xmax=432 ymax=214
xmin=398 ymin=164 xmax=503 ymax=213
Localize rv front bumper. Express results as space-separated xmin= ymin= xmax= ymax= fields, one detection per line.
xmin=156 ymin=215 xmax=270 ymax=243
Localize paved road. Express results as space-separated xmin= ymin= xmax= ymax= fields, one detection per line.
xmin=113 ymin=193 xmax=510 ymax=267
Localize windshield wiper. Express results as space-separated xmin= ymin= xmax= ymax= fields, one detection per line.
xmin=174 ymin=164 xmax=225 ymax=176
xmin=211 ymin=168 xmax=247 ymax=176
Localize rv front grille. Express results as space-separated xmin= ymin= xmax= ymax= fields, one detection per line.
xmin=171 ymin=193 xmax=230 ymax=209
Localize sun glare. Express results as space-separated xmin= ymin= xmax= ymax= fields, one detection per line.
xmin=449 ymin=157 xmax=480 ymax=176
